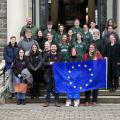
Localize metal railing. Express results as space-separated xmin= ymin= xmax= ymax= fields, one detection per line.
xmin=0 ymin=60 xmax=9 ymax=104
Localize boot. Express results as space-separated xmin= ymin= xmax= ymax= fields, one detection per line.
xmin=17 ymin=99 xmax=21 ymax=105
xmin=43 ymin=102 xmax=49 ymax=107
xmin=21 ymin=99 xmax=26 ymax=105
xmin=55 ymin=102 xmax=60 ymax=107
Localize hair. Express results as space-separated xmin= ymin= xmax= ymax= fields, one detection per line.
xmin=29 ymin=44 xmax=39 ymax=55
xmin=106 ymin=19 xmax=117 ymax=29
xmin=10 ymin=36 xmax=16 ymax=40
xmin=106 ymin=25 xmax=114 ymax=29
xmin=25 ymin=29 xmax=32 ymax=34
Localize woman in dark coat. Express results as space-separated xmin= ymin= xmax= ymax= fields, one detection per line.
xmin=28 ymin=44 xmax=43 ymax=98
xmin=103 ymin=33 xmax=120 ymax=91
xmin=12 ymin=49 xmax=28 ymax=105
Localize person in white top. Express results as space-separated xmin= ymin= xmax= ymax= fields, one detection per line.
xmin=89 ymin=21 xmax=100 ymax=38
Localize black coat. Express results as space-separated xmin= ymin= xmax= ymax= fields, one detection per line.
xmin=28 ymin=51 xmax=43 ymax=71
xmin=12 ymin=57 xmax=28 ymax=77
xmin=43 ymin=52 xmax=59 ymax=82
xmin=103 ymin=42 xmax=120 ymax=78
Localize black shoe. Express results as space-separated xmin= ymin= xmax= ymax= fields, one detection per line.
xmin=17 ymin=99 xmax=21 ymax=105
xmin=43 ymin=102 xmax=49 ymax=107
xmin=55 ymin=102 xmax=60 ymax=107
xmin=21 ymin=100 xmax=26 ymax=105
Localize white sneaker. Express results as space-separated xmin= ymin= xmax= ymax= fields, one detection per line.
xmin=65 ymin=100 xmax=71 ymax=107
xmin=74 ymin=100 xmax=79 ymax=107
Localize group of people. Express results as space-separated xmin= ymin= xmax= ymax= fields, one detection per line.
xmin=3 ymin=17 xmax=120 ymax=107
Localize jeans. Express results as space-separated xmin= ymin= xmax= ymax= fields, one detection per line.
xmin=6 ymin=69 xmax=14 ymax=93
xmin=14 ymin=75 xmax=26 ymax=100
xmin=46 ymin=75 xmax=59 ymax=102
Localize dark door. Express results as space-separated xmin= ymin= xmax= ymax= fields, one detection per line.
xmin=58 ymin=0 xmax=87 ymax=30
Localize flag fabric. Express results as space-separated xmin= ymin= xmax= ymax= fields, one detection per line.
xmin=52 ymin=59 xmax=107 ymax=94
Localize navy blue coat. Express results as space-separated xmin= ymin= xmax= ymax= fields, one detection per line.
xmin=3 ymin=42 xmax=19 ymax=70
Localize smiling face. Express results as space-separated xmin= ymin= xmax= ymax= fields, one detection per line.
xmin=89 ymin=44 xmax=95 ymax=53
xmin=50 ymin=44 xmax=57 ymax=53
xmin=62 ymin=34 xmax=68 ymax=43
xmin=19 ymin=49 xmax=25 ymax=57
xmin=32 ymin=44 xmax=38 ymax=53
xmin=109 ymin=34 xmax=116 ymax=44
xmin=38 ymin=30 xmax=43 ymax=37
xmin=71 ymin=48 xmax=77 ymax=56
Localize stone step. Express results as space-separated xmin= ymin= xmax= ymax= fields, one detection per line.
xmin=5 ymin=95 xmax=120 ymax=104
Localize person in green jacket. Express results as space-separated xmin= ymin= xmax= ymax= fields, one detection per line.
xmin=73 ymin=32 xmax=86 ymax=61
xmin=70 ymin=18 xmax=83 ymax=34
xmin=82 ymin=24 xmax=93 ymax=51
xmin=58 ymin=34 xmax=70 ymax=62
xmin=43 ymin=21 xmax=56 ymax=40
xmin=20 ymin=17 xmax=38 ymax=40
xmin=54 ymin=24 xmax=66 ymax=45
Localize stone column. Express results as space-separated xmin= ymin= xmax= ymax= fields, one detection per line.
xmin=97 ymin=0 xmax=107 ymax=33
xmin=7 ymin=0 xmax=26 ymax=42
xmin=51 ymin=0 xmax=58 ymax=25
xmin=0 ymin=0 xmax=7 ymax=46
xmin=117 ymin=0 xmax=120 ymax=36
xmin=88 ymin=0 xmax=95 ymax=23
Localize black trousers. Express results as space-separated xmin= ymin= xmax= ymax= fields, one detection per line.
xmin=30 ymin=70 xmax=41 ymax=97
xmin=85 ymin=89 xmax=98 ymax=102
xmin=46 ymin=75 xmax=59 ymax=102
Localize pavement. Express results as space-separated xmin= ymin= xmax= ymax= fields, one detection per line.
xmin=0 ymin=104 xmax=120 ymax=120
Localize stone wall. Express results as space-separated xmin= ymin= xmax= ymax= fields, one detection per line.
xmin=0 ymin=0 xmax=7 ymax=47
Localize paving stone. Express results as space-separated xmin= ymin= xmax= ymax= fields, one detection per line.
xmin=0 ymin=104 xmax=120 ymax=120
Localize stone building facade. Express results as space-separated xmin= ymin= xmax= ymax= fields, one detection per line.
xmin=0 ymin=0 xmax=7 ymax=47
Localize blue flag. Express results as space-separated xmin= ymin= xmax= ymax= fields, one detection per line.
xmin=52 ymin=59 xmax=107 ymax=94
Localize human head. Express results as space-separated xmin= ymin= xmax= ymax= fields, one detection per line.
xmin=76 ymin=32 xmax=82 ymax=40
xmin=83 ymin=24 xmax=89 ymax=32
xmin=74 ymin=18 xmax=80 ymax=27
xmin=71 ymin=47 xmax=77 ymax=56
xmin=37 ymin=30 xmax=43 ymax=37
xmin=26 ymin=17 xmax=32 ymax=25
xmin=93 ymin=30 xmax=100 ymax=40
xmin=59 ymin=24 xmax=65 ymax=32
xmin=47 ymin=21 xmax=53 ymax=29
xmin=107 ymin=25 xmax=114 ymax=33
xmin=90 ymin=21 xmax=96 ymax=29
xmin=106 ymin=19 xmax=117 ymax=29
xmin=44 ymin=41 xmax=51 ymax=51
xmin=19 ymin=49 xmax=25 ymax=58
xmin=47 ymin=33 xmax=53 ymax=41
xmin=50 ymin=44 xmax=57 ymax=53
xmin=89 ymin=43 xmax=96 ymax=53
xmin=25 ymin=29 xmax=32 ymax=38
xmin=68 ymin=29 xmax=73 ymax=36
xmin=61 ymin=34 xmax=68 ymax=43
xmin=31 ymin=44 xmax=39 ymax=53
xmin=10 ymin=36 xmax=16 ymax=45
xmin=109 ymin=33 xmax=117 ymax=44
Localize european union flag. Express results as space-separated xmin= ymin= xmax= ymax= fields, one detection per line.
xmin=52 ymin=59 xmax=107 ymax=94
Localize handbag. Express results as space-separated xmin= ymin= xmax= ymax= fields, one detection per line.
xmin=14 ymin=83 xmax=28 ymax=93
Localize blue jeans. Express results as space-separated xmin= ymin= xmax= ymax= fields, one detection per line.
xmin=6 ymin=69 xmax=14 ymax=93
xmin=14 ymin=75 xmax=26 ymax=100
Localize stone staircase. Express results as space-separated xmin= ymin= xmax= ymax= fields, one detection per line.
xmin=0 ymin=47 xmax=4 ymax=60
xmin=5 ymin=82 xmax=120 ymax=104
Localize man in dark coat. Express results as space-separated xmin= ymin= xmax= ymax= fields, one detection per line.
xmin=103 ymin=33 xmax=120 ymax=91
xmin=43 ymin=44 xmax=60 ymax=107
xmin=3 ymin=36 xmax=19 ymax=97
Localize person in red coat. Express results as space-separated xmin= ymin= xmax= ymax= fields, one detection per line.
xmin=82 ymin=43 xmax=103 ymax=106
